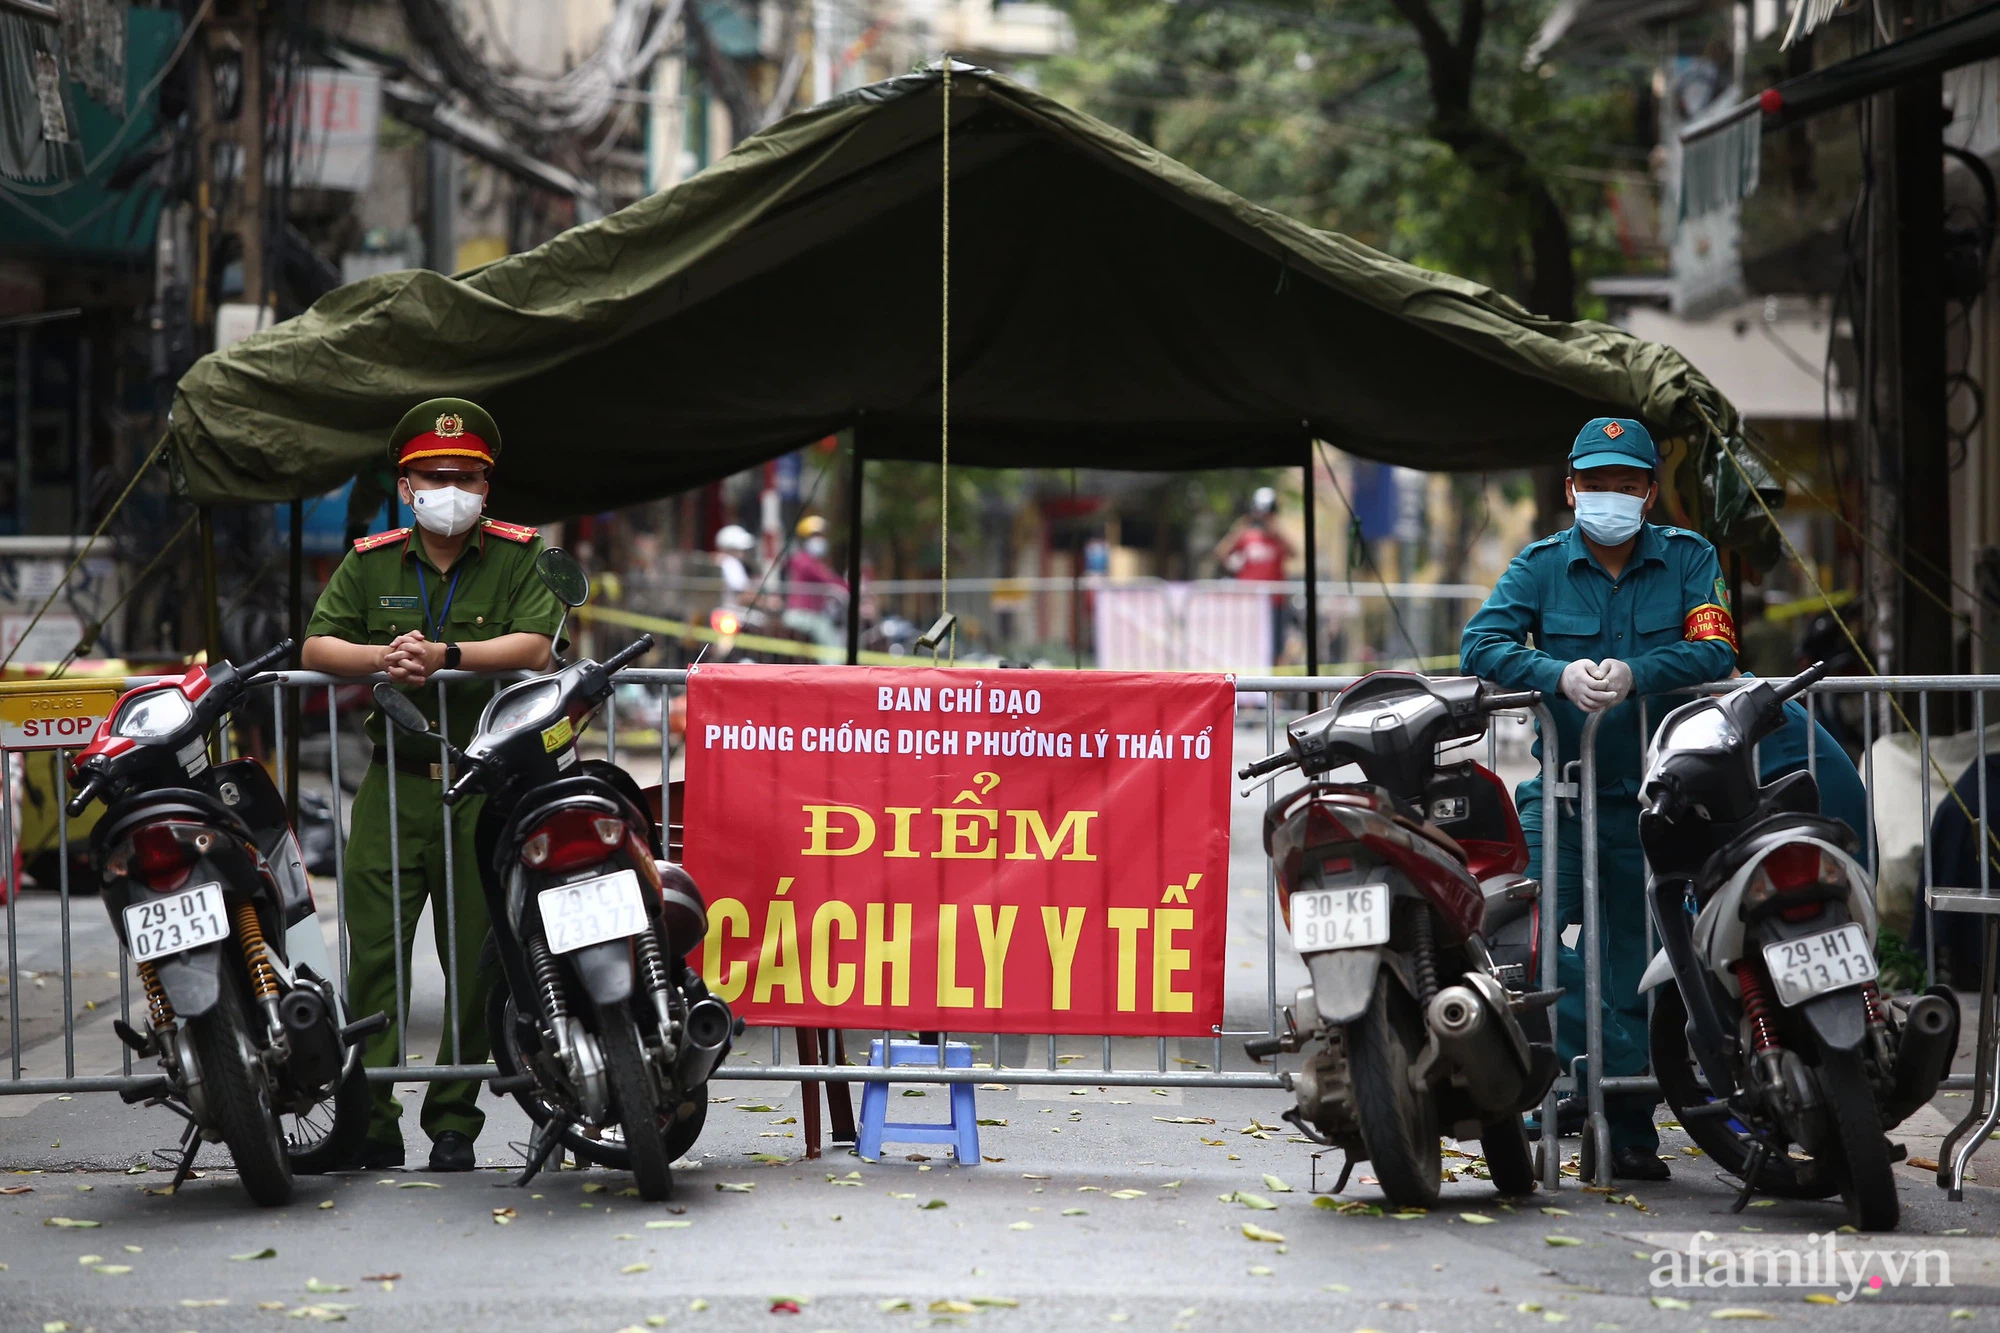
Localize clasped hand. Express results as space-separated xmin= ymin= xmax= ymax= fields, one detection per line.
xmin=382 ymin=631 xmax=441 ymax=686
xmin=1559 ymin=657 xmax=1633 ymax=713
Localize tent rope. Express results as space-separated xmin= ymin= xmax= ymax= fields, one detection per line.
xmin=0 ymin=435 xmax=171 ymax=675
xmin=940 ymin=57 xmax=954 ymax=665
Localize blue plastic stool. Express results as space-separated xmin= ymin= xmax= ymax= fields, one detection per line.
xmin=856 ymin=1040 xmax=981 ymax=1165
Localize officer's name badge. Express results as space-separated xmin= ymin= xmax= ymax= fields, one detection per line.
xmin=379 ymin=596 xmax=422 ymax=610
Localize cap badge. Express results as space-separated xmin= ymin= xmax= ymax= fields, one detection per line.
xmin=1602 ymin=421 xmax=1625 ymax=439
xmin=434 ymin=412 xmax=466 ymax=438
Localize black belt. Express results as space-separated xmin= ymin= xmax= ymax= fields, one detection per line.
xmin=373 ymin=745 xmax=446 ymax=782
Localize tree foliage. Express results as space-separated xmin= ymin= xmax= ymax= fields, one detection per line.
xmin=1036 ymin=0 xmax=1659 ymax=320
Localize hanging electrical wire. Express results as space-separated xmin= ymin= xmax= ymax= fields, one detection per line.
xmin=398 ymin=0 xmax=686 ymax=143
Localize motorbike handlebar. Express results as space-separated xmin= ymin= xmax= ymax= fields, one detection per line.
xmin=66 ymin=777 xmax=100 ymax=820
xmin=238 ymin=639 xmax=296 ymax=678
xmin=1774 ymin=659 xmax=1831 ymax=703
xmin=1480 ymin=689 xmax=1542 ymax=712
xmin=1238 ymin=751 xmax=1296 ymax=781
xmin=442 ymin=762 xmax=481 ymax=808
xmin=601 ymin=634 xmax=655 ymax=676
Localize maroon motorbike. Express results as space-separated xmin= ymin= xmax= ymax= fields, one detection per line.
xmin=1242 ymin=672 xmax=1560 ymax=1206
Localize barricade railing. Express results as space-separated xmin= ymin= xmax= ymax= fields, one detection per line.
xmin=20 ymin=665 xmax=1988 ymax=1197
xmin=1571 ymin=674 xmax=2000 ymax=1189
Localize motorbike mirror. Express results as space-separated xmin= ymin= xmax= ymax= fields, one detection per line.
xmin=371 ymin=682 xmax=433 ymax=734
xmin=536 ymin=547 xmax=591 ymax=608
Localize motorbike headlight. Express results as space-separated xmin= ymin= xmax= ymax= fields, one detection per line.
xmin=112 ymin=689 xmax=191 ymax=739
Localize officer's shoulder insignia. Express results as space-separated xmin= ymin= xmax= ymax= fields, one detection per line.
xmin=1524 ymin=532 xmax=1565 ymax=553
xmin=352 ymin=527 xmax=410 ymax=554
xmin=481 ymin=518 xmax=537 ymax=544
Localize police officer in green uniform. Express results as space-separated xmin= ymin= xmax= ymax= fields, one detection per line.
xmin=302 ymin=399 xmax=564 ymax=1171
xmin=1461 ymin=418 xmax=1737 ymax=1181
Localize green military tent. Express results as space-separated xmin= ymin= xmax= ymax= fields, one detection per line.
xmin=165 ymin=63 xmax=1769 ymax=545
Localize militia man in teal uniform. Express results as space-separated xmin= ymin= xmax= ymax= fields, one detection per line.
xmin=303 ymin=399 xmax=564 ymax=1171
xmin=1461 ymin=418 xmax=1737 ymax=1181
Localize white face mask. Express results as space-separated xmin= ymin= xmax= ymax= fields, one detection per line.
xmin=408 ymin=484 xmax=485 ymax=537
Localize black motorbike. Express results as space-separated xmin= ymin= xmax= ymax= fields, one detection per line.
xmin=373 ymin=550 xmax=731 ymax=1201
xmin=67 ymin=640 xmax=381 ymax=1206
xmin=1638 ymin=661 xmax=1957 ymax=1231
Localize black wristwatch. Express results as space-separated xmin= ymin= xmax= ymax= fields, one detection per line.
xmin=443 ymin=642 xmax=462 ymax=671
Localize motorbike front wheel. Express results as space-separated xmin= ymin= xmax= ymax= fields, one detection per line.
xmin=597 ymin=1004 xmax=673 ymax=1201
xmin=188 ymin=991 xmax=294 ymax=1207
xmin=1649 ymin=986 xmax=1837 ymax=1200
xmin=1818 ymin=1045 xmax=1899 ymax=1231
xmin=1345 ymin=971 xmax=1441 ymax=1208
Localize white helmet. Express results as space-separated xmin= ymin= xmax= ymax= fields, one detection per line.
xmin=1251 ymin=486 xmax=1278 ymax=515
xmin=715 ymin=524 xmax=755 ymax=552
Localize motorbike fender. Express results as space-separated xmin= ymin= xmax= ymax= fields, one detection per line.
xmin=1638 ymin=948 xmax=1675 ymax=993
xmin=1306 ymin=948 xmax=1411 ymax=1026
xmin=1801 ymin=988 xmax=1868 ymax=1054
xmin=153 ymin=945 xmax=225 ymax=1019
xmin=570 ymin=939 xmax=635 ymax=1007
xmin=1696 ymin=835 xmax=1874 ymax=997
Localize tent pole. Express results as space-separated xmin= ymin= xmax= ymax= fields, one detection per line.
xmin=845 ymin=428 xmax=864 ymax=665
xmin=286 ymin=498 xmax=303 ymax=821
xmin=199 ymin=506 xmax=222 ymax=665
xmin=1302 ymin=440 xmax=1319 ymax=677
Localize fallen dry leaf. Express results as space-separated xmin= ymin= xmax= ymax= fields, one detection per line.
xmin=1241 ymin=1222 xmax=1286 ymax=1243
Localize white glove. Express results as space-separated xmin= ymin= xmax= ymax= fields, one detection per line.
xmin=1595 ymin=657 xmax=1634 ymax=707
xmin=1561 ymin=659 xmax=1618 ymax=713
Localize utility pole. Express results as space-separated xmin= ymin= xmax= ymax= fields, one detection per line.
xmin=1862 ymin=7 xmax=1953 ymax=685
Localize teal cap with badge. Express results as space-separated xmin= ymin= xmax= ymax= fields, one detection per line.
xmin=1568 ymin=417 xmax=1658 ymax=472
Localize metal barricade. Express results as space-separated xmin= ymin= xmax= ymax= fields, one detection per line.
xmin=0 ymin=668 xmax=1567 ymax=1116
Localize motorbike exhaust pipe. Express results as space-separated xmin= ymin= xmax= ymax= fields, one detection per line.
xmin=1426 ymin=984 xmax=1527 ymax=1115
xmin=672 ymin=997 xmax=733 ymax=1090
xmin=1880 ymin=992 xmax=1957 ymax=1128
xmin=277 ymin=986 xmax=343 ymax=1090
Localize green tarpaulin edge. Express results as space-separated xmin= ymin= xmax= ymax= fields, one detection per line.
xmin=165 ymin=65 xmax=1776 ymax=552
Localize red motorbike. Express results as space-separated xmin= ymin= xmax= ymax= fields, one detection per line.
xmin=1241 ymin=672 xmax=1560 ymax=1206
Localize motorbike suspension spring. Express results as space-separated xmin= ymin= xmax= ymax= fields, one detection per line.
xmin=634 ymin=921 xmax=671 ymax=998
xmin=1411 ymin=909 xmax=1438 ymax=1005
xmin=1860 ymin=982 xmax=1888 ymax=1029
xmin=526 ymin=932 xmax=568 ymax=1024
xmin=234 ymin=903 xmax=278 ymax=1001
xmin=138 ymin=960 xmax=174 ymax=1027
xmin=1735 ymin=960 xmax=1778 ymax=1053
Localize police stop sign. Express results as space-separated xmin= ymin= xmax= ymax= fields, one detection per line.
xmin=0 ymin=686 xmax=119 ymax=750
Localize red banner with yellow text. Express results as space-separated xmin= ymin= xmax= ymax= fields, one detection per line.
xmin=683 ymin=666 xmax=1235 ymax=1035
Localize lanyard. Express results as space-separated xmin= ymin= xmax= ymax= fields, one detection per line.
xmin=414 ymin=561 xmax=464 ymax=643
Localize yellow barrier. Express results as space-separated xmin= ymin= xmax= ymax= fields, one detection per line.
xmin=575 ymin=604 xmax=1460 ymax=677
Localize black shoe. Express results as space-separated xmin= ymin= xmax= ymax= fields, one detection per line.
xmin=428 ymin=1130 xmax=476 ymax=1172
xmin=1611 ymin=1146 xmax=1671 ymax=1181
xmin=348 ymin=1138 xmax=405 ymax=1172
xmin=1524 ymin=1095 xmax=1586 ymax=1142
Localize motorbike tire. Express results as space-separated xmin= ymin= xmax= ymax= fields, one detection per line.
xmin=188 ymin=994 xmax=294 ymax=1207
xmin=597 ymin=1004 xmax=674 ymax=1202
xmin=285 ymin=1058 xmax=369 ymax=1175
xmin=1480 ymin=1116 xmax=1537 ymax=1196
xmin=1819 ymin=1046 xmax=1899 ymax=1231
xmin=1345 ymin=971 xmax=1441 ymax=1209
xmin=663 ymin=1086 xmax=709 ymax=1164
xmin=1649 ymin=986 xmax=1836 ymax=1199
